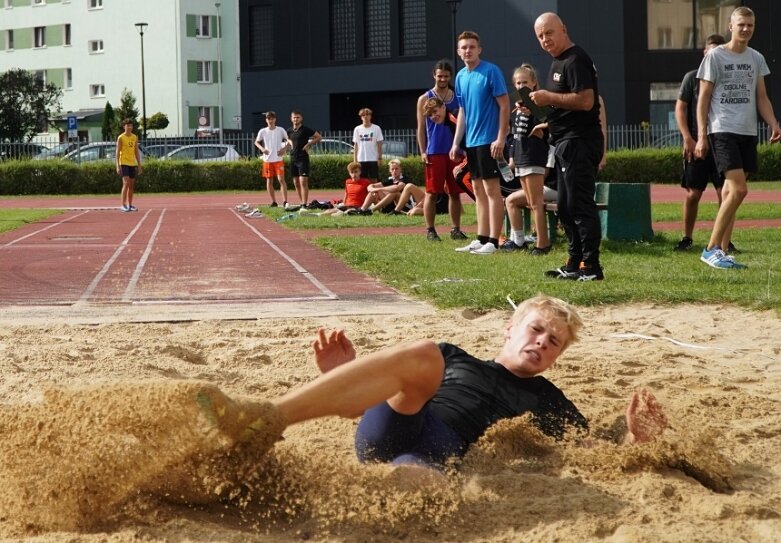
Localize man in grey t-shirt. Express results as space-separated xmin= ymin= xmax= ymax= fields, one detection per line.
xmin=694 ymin=6 xmax=781 ymax=270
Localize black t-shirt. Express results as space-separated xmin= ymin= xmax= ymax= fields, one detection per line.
xmin=287 ymin=125 xmax=317 ymax=158
xmin=509 ymin=108 xmax=550 ymax=168
xmin=678 ymin=69 xmax=700 ymax=139
xmin=381 ymin=174 xmax=407 ymax=187
xmin=428 ymin=343 xmax=588 ymax=444
xmin=545 ymin=45 xmax=603 ymax=145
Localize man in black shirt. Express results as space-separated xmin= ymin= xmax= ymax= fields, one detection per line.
xmin=286 ymin=110 xmax=322 ymax=208
xmin=530 ymin=13 xmax=604 ymax=281
xmin=254 ymin=294 xmax=668 ymax=469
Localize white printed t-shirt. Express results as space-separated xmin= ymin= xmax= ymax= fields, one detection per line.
xmin=352 ymin=123 xmax=384 ymax=161
xmin=256 ymin=126 xmax=288 ymax=163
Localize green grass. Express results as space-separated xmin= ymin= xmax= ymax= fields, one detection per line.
xmin=652 ymin=202 xmax=781 ymax=222
xmin=0 ymin=208 xmax=63 ymax=233
xmin=313 ymin=229 xmax=781 ymax=312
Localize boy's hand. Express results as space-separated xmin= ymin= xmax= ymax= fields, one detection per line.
xmin=312 ymin=328 xmax=356 ymax=373
xmin=625 ymin=388 xmax=668 ymax=444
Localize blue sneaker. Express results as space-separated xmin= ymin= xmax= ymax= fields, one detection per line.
xmin=128 ymin=205 xmax=138 ymax=212
xmin=700 ymin=247 xmax=747 ymax=269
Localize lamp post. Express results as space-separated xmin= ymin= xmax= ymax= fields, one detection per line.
xmin=134 ymin=22 xmax=148 ymax=141
xmin=445 ymin=0 xmax=463 ymax=66
xmin=215 ymin=2 xmax=224 ymax=144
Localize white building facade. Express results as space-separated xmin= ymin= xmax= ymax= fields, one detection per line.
xmin=0 ymin=0 xmax=240 ymax=140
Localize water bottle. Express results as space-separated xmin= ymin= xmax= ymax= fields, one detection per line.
xmin=496 ymin=157 xmax=515 ymax=182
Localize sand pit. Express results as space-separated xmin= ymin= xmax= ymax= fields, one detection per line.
xmin=0 ymin=304 xmax=779 ymax=542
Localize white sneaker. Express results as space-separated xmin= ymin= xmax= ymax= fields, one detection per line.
xmin=245 ymin=209 xmax=263 ymax=218
xmin=456 ymin=240 xmax=483 ymax=253
xmin=470 ymin=243 xmax=497 ymax=255
xmin=284 ymin=203 xmax=301 ymax=212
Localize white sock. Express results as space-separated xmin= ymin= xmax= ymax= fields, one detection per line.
xmin=511 ymin=230 xmax=526 ymax=245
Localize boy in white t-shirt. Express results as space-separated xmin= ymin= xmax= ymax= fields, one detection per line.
xmin=255 ymin=111 xmax=294 ymax=209
xmin=352 ymin=108 xmax=384 ymax=180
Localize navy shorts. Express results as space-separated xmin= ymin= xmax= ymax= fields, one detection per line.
xmin=355 ymin=401 xmax=468 ymax=468
xmin=709 ymin=132 xmax=758 ymax=176
xmin=465 ymin=144 xmax=501 ymax=181
xmin=120 ymin=165 xmax=138 ymax=179
xmin=680 ymin=150 xmax=724 ymax=192
xmin=290 ymin=156 xmax=310 ymax=177
xmin=359 ymin=161 xmax=379 ymax=180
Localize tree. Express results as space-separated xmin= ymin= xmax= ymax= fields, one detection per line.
xmin=101 ymin=102 xmax=118 ymax=141
xmin=146 ymin=112 xmax=169 ymax=134
xmin=114 ymin=89 xmax=140 ymax=132
xmin=0 ymin=69 xmax=62 ymax=142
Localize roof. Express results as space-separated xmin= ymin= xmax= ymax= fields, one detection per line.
xmin=52 ymin=109 xmax=105 ymax=121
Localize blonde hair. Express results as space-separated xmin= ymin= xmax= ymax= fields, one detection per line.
xmin=510 ymin=294 xmax=582 ymax=350
xmin=424 ymin=97 xmax=444 ymax=116
xmin=388 ymin=159 xmax=401 ymax=168
xmin=358 ymin=108 xmax=373 ymax=117
xmin=347 ymin=161 xmax=361 ymax=173
xmin=732 ymin=6 xmax=754 ymax=19
xmin=512 ymin=63 xmax=538 ymax=89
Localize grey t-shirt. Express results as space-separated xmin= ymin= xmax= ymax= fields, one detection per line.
xmin=696 ymin=45 xmax=770 ymax=136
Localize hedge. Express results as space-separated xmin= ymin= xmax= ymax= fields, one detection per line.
xmin=2 ymin=146 xmax=780 ymax=195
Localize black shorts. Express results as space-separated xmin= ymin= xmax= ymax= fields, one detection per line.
xmin=680 ymin=150 xmax=723 ymax=192
xmin=709 ymin=133 xmax=758 ymax=176
xmin=359 ymin=161 xmax=379 ymax=180
xmin=120 ymin=165 xmax=138 ymax=179
xmin=465 ymin=144 xmax=500 ymax=181
xmin=290 ymin=156 xmax=310 ymax=177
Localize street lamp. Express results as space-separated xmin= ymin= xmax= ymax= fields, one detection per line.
xmin=134 ymin=22 xmax=148 ymax=141
xmin=215 ymin=2 xmax=224 ymax=144
xmin=445 ymin=0 xmax=463 ymax=66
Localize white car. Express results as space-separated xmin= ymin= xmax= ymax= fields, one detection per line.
xmin=162 ymin=143 xmax=242 ymax=162
xmin=62 ymin=142 xmax=150 ymax=163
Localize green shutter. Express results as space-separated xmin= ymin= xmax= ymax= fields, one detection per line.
xmin=15 ymin=28 xmax=32 ymax=50
xmin=188 ymin=107 xmax=198 ymax=130
xmin=213 ymin=107 xmax=220 ymax=127
xmin=186 ymin=14 xmax=196 ymax=37
xmin=212 ymin=61 xmax=220 ymax=83
xmin=48 ymin=68 xmax=65 ymax=88
xmin=48 ymin=25 xmax=63 ymax=47
xmin=187 ymin=60 xmax=197 ymax=83
xmin=210 ymin=15 xmax=218 ymax=38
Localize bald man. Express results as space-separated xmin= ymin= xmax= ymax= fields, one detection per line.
xmin=530 ymin=13 xmax=604 ymax=281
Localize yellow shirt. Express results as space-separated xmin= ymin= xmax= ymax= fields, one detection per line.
xmin=117 ymin=133 xmax=139 ymax=166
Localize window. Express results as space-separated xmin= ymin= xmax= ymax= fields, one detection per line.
xmin=649 ymin=82 xmax=681 ymax=129
xmin=34 ymin=26 xmax=46 ymax=48
xmin=248 ymin=5 xmax=274 ymax=66
xmin=65 ymin=68 xmax=72 ymax=89
xmin=196 ymin=61 xmax=212 ymax=83
xmin=32 ymin=0 xmax=45 ymax=5
xmin=198 ymin=106 xmax=211 ymax=127
xmin=88 ymin=0 xmax=102 ymax=9
xmin=64 ymin=24 xmax=71 ymax=46
xmin=330 ymin=0 xmax=355 ymax=61
xmin=400 ymin=0 xmax=426 ymax=56
xmin=196 ymin=15 xmax=210 ymax=37
xmin=34 ymin=70 xmax=46 ymax=85
xmin=88 ymin=40 xmax=104 ymax=53
xmin=647 ymin=0 xmax=738 ymax=50
xmin=89 ymin=83 xmax=105 ymax=97
xmin=6 ymin=30 xmax=13 ymax=50
xmin=364 ymin=0 xmax=391 ymax=58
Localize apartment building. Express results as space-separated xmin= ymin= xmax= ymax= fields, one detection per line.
xmin=0 ymin=0 xmax=240 ymax=140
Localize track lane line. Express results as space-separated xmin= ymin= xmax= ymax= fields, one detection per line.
xmin=0 ymin=210 xmax=90 ymax=249
xmin=122 ymin=209 xmax=166 ymax=302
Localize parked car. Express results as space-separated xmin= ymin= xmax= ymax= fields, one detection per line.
xmin=308 ymin=138 xmax=354 ymax=155
xmin=382 ymin=140 xmax=410 ymax=159
xmin=0 ymin=142 xmax=49 ymax=161
xmin=651 ymin=132 xmax=683 ymax=148
xmin=62 ymin=141 xmax=150 ymax=163
xmin=161 ymin=143 xmax=241 ymax=162
xmin=33 ymin=142 xmax=81 ymax=160
xmin=145 ymin=143 xmax=183 ymax=158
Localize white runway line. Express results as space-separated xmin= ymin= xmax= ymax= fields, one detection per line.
xmin=0 ymin=210 xmax=90 ymax=249
xmin=75 ymin=210 xmax=154 ymax=305
xmin=122 ymin=209 xmax=166 ymax=302
xmin=233 ymin=209 xmax=338 ymax=299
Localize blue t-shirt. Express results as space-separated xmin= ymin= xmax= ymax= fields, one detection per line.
xmin=455 ymin=60 xmax=508 ymax=148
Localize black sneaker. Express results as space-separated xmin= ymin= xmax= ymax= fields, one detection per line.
xmin=529 ymin=245 xmax=551 ymax=256
xmin=269 ymin=202 xmax=279 ymax=208
xmin=544 ymin=260 xmax=581 ymax=279
xmin=727 ymin=242 xmax=739 ymax=254
xmin=674 ymin=237 xmax=693 ymax=251
xmin=577 ymin=266 xmax=605 ymax=281
xmin=427 ymin=230 xmax=442 ymax=242
xmin=450 ymin=228 xmax=468 ymax=240
xmin=500 ymin=239 xmax=525 ymax=251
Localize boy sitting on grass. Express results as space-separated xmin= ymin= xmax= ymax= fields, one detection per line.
xmin=320 ymin=162 xmax=373 ymax=216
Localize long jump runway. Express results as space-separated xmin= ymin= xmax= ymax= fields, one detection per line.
xmin=0 ymin=205 xmax=429 ymax=324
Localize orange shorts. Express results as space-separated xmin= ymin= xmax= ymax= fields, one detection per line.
xmin=262 ymin=160 xmax=285 ymax=178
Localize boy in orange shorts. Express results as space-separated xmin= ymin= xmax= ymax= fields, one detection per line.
xmin=255 ymin=111 xmax=296 ymax=210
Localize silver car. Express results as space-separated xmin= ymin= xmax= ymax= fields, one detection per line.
xmin=162 ymin=143 xmax=242 ymax=162
xmin=62 ymin=142 xmax=150 ymax=163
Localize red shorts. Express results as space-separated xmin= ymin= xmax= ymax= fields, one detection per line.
xmin=425 ymin=154 xmax=463 ymax=195
xmin=262 ymin=160 xmax=285 ymax=178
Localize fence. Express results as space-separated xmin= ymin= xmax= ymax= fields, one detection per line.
xmin=5 ymin=123 xmax=771 ymax=161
